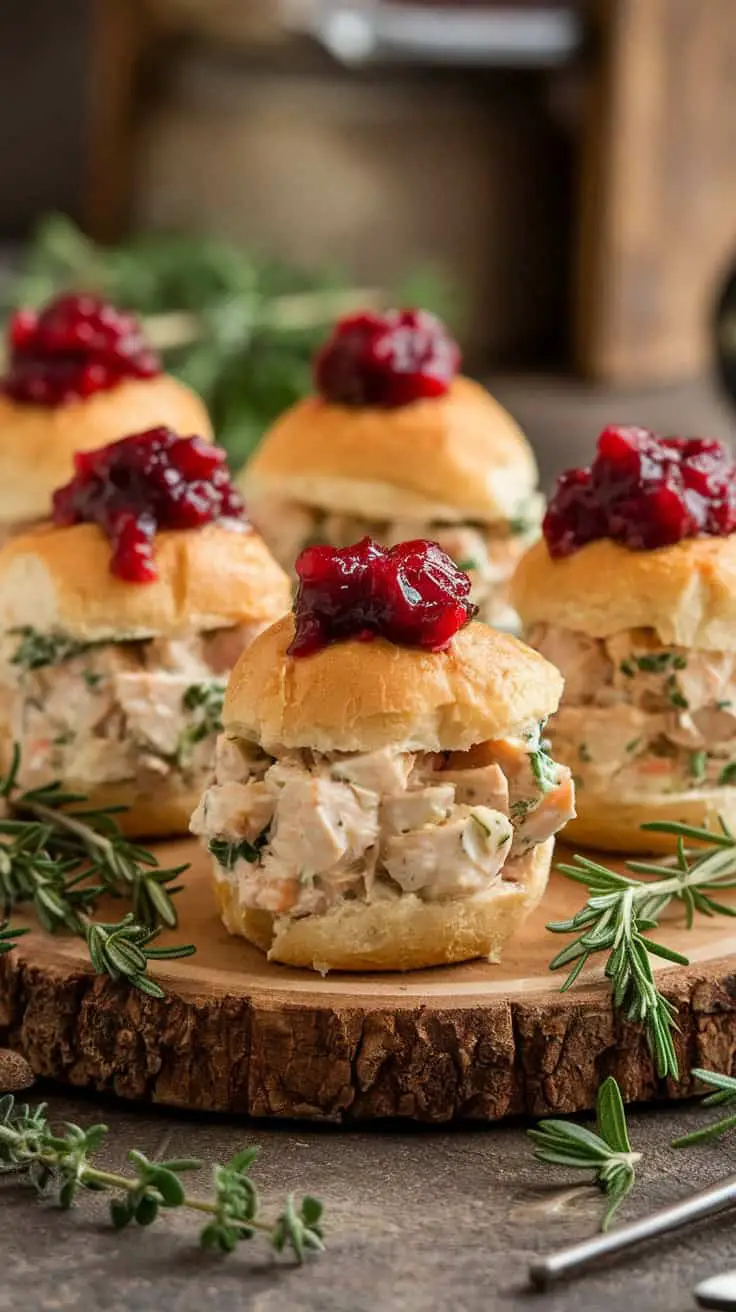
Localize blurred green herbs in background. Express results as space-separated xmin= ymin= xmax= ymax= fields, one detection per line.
xmin=1 ymin=214 xmax=460 ymax=469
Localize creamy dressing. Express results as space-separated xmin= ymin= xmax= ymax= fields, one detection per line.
xmin=191 ymin=733 xmax=575 ymax=920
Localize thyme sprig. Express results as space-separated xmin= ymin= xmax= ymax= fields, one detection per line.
xmin=528 ymin=1077 xmax=641 ymax=1231
xmin=548 ymin=820 xmax=736 ymax=1080
xmin=0 ymin=746 xmax=194 ymax=996
xmin=672 ymin=1069 xmax=736 ymax=1148
xmin=0 ymin=1094 xmax=324 ymax=1262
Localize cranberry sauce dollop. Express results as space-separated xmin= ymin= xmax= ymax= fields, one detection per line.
xmin=52 ymin=427 xmax=245 ymax=583
xmin=313 ymin=308 xmax=460 ymax=408
xmin=2 ymin=293 xmax=161 ymax=406
xmin=289 ymin=536 xmax=476 ymax=657
xmin=543 ymin=425 xmax=736 ymax=557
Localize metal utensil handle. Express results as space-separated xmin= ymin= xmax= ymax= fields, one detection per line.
xmin=529 ymin=1174 xmax=736 ymax=1288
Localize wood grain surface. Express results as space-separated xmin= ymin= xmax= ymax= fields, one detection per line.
xmin=1 ymin=838 xmax=735 ymax=1122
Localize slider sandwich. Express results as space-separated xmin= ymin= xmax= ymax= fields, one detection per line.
xmin=240 ymin=308 xmax=542 ymax=630
xmin=0 ymin=426 xmax=290 ymax=836
xmin=192 ymin=536 xmax=575 ymax=971
xmin=512 ymin=424 xmax=736 ymax=852
xmin=0 ymin=292 xmax=211 ymax=543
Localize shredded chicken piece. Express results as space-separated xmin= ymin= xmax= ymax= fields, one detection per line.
xmin=0 ymin=623 xmax=255 ymax=793
xmin=530 ymin=622 xmax=736 ymax=794
xmin=196 ymin=734 xmax=574 ymax=919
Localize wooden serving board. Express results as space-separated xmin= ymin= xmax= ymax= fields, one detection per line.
xmin=1 ymin=839 xmax=736 ymax=1123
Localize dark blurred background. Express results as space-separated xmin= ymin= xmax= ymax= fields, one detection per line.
xmin=1 ymin=0 xmax=735 ymax=476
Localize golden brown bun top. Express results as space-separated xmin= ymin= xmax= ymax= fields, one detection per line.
xmin=512 ymin=535 xmax=736 ymax=651
xmin=224 ymin=614 xmax=564 ymax=753
xmin=0 ymin=521 xmax=291 ymax=641
xmin=241 ymin=377 xmax=538 ymax=524
xmin=0 ymin=375 xmax=213 ymax=524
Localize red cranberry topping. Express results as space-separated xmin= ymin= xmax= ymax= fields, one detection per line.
xmin=2 ymin=293 xmax=161 ymax=406
xmin=289 ymin=536 xmax=476 ymax=657
xmin=52 ymin=427 xmax=245 ymax=583
xmin=543 ymin=425 xmax=736 ymax=557
xmin=313 ymin=309 xmax=460 ymax=408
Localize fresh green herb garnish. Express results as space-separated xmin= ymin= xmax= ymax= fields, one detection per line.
xmin=666 ymin=674 xmax=689 ymax=709
xmin=0 ymin=745 xmax=193 ymax=997
xmin=528 ymin=1077 xmax=641 ymax=1232
xmin=635 ymin=652 xmax=675 ymax=674
xmin=52 ymin=730 xmax=75 ymax=748
xmin=176 ymin=682 xmax=226 ymax=764
xmin=82 ymin=669 xmax=103 ymax=690
xmin=529 ymin=748 xmax=559 ymax=793
xmin=510 ymin=799 xmax=535 ymax=822
xmin=548 ymin=819 xmax=736 ymax=1079
xmin=672 ymin=1069 xmax=736 ymax=1147
xmin=689 ymin=750 xmax=707 ymax=783
xmin=456 ymin=558 xmax=479 ymax=573
xmin=0 ymin=1095 xmax=324 ymax=1262
xmin=9 ymin=627 xmax=96 ymax=673
xmin=625 ymin=738 xmax=642 ymax=753
xmin=508 ymin=514 xmax=537 ymax=537
xmin=209 ymin=831 xmax=269 ymax=869
xmin=619 ymin=652 xmax=686 ymax=678
xmin=716 ymin=700 xmax=733 ymax=711
xmin=718 ymin=761 xmax=736 ymax=786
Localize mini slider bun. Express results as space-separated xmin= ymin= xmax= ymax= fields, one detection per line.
xmin=218 ymin=616 xmax=563 ymax=971
xmin=0 ymin=375 xmax=213 ymax=527
xmin=512 ymin=535 xmax=736 ymax=653
xmin=0 ymin=521 xmax=291 ymax=643
xmin=241 ymin=378 xmax=538 ymax=525
xmin=0 ymin=522 xmax=291 ymax=838
xmin=512 ymin=535 xmax=736 ymax=853
xmin=225 ymin=613 xmax=562 ymax=752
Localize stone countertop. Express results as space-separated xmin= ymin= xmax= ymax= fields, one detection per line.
xmin=2 ymin=1088 xmax=736 ymax=1312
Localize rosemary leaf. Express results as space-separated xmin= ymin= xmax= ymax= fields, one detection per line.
xmin=528 ymin=1078 xmax=641 ymax=1232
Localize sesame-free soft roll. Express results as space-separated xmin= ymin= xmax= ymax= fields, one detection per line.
xmin=239 ymin=309 xmax=542 ymax=631
xmin=0 ymin=292 xmax=212 ymax=543
xmin=512 ymin=424 xmax=736 ymax=853
xmin=191 ymin=536 xmax=575 ymax=972
xmin=0 ymin=427 xmax=290 ymax=837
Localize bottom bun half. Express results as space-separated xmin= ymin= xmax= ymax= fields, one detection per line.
xmin=212 ymin=838 xmax=553 ymax=973
xmin=562 ymin=788 xmax=736 ymax=854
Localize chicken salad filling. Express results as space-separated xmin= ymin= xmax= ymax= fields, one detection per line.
xmin=251 ymin=496 xmax=543 ymax=629
xmin=529 ymin=623 xmax=736 ymax=796
xmin=191 ymin=725 xmax=575 ymax=918
xmin=0 ymin=621 xmax=265 ymax=791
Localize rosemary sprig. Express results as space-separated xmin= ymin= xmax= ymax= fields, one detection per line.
xmin=2 ymin=747 xmax=187 ymax=930
xmin=528 ymin=1077 xmax=641 ymax=1231
xmin=0 ymin=921 xmax=29 ymax=955
xmin=548 ymin=820 xmax=736 ymax=1080
xmin=0 ymin=746 xmax=194 ymax=996
xmin=0 ymin=1094 xmax=324 ymax=1262
xmin=672 ymin=1069 xmax=736 ymax=1148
